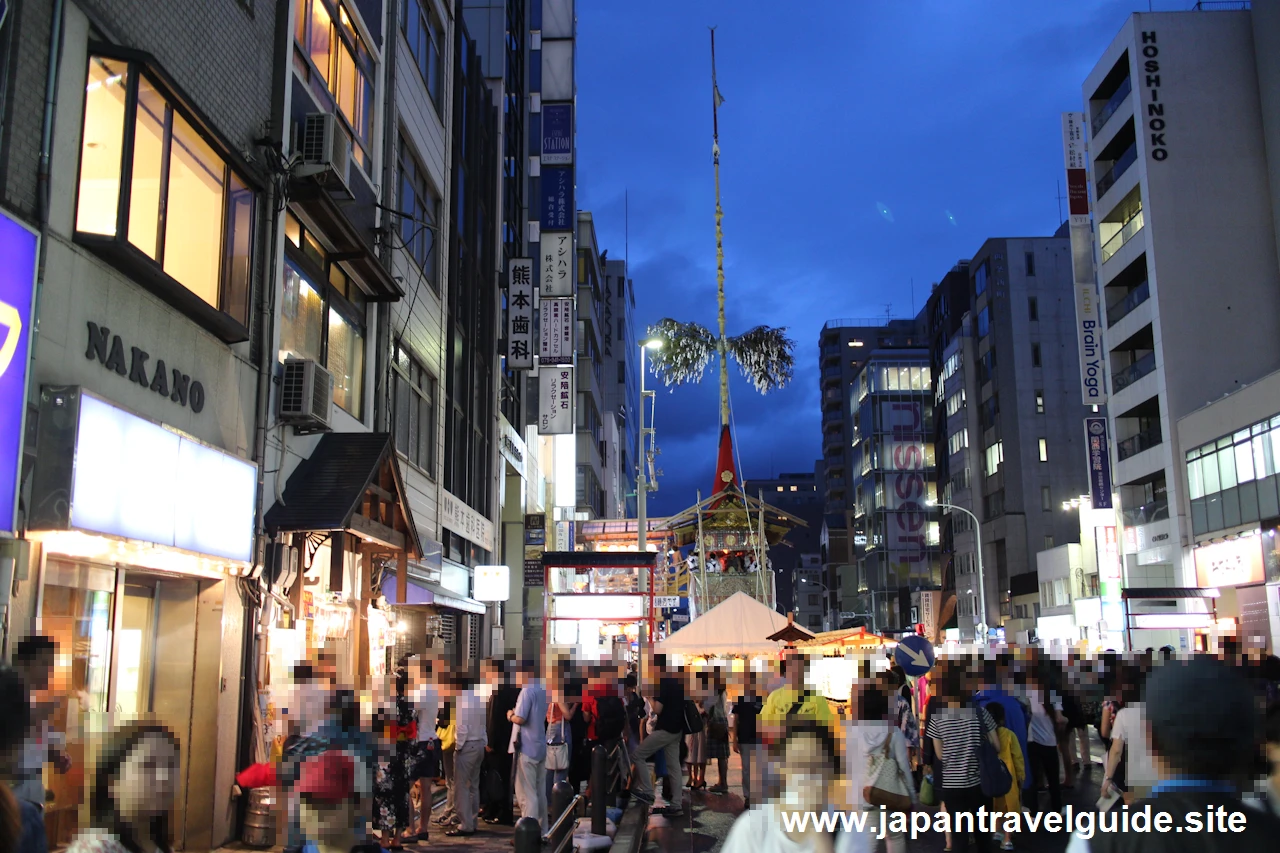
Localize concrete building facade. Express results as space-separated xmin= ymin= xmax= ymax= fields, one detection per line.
xmin=1082 ymin=7 xmax=1280 ymax=648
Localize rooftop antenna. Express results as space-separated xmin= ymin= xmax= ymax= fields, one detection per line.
xmin=910 ymin=277 xmax=915 ymax=317
xmin=883 ymin=303 xmax=893 ymax=324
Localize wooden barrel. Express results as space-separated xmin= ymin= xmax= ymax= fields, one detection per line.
xmin=242 ymin=787 xmax=276 ymax=848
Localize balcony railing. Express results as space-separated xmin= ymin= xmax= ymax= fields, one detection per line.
xmin=1106 ymin=280 xmax=1150 ymax=327
xmin=822 ymin=366 xmax=843 ymax=381
xmin=1095 ymin=143 xmax=1137 ymax=199
xmin=1122 ymin=495 xmax=1169 ymax=528
xmin=1091 ymin=76 xmax=1133 ymax=137
xmin=1111 ymin=351 xmax=1156 ymax=393
xmin=1117 ymin=425 xmax=1162 ymax=461
xmin=1100 ymin=208 xmax=1144 ymax=262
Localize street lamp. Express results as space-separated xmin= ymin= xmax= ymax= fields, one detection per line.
xmin=927 ymin=499 xmax=987 ymax=640
xmin=637 ymin=339 xmax=662 ymax=682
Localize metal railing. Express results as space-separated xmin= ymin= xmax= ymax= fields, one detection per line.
xmin=1117 ymin=425 xmax=1162 ymax=460
xmin=1107 ymin=280 xmax=1150 ymax=327
xmin=1101 ymin=208 xmax=1144 ymax=262
xmin=1122 ymin=496 xmax=1169 ymax=527
xmin=1095 ymin=143 xmax=1137 ymax=199
xmin=1193 ymin=2 xmax=1250 ymax=10
xmin=1092 ymin=76 xmax=1132 ymax=137
xmin=1111 ymin=351 xmax=1156 ymax=392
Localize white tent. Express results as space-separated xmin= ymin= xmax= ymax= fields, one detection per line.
xmin=657 ymin=592 xmax=800 ymax=657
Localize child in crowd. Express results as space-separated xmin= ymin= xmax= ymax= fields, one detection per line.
xmin=988 ymin=703 xmax=1025 ymax=852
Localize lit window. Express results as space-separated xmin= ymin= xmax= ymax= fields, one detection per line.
xmin=295 ymin=0 xmax=376 ymax=174
xmin=280 ymin=213 xmax=368 ymax=418
xmin=1039 ymin=438 xmax=1049 ymax=462
xmin=76 ymin=55 xmax=254 ymax=337
xmin=1035 ymin=392 xmax=1045 ymax=414
xmin=790 ymin=486 xmax=797 ymax=492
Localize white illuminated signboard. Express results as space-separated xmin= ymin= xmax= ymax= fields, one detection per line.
xmin=554 ymin=594 xmax=644 ymax=620
xmin=71 ymin=395 xmax=256 ymax=562
xmin=474 ymin=565 xmax=511 ymax=602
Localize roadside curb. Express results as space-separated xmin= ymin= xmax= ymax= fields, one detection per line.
xmin=609 ymin=800 xmax=649 ymax=853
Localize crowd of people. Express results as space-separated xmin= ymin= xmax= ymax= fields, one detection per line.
xmin=7 ymin=638 xmax=1280 ymax=853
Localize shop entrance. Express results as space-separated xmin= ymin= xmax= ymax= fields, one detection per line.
xmin=40 ymin=558 xmax=224 ymax=850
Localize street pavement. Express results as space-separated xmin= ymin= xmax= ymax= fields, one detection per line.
xmin=643 ymin=733 xmax=1110 ymax=853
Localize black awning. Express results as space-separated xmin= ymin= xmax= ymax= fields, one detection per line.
xmin=265 ymin=432 xmax=422 ymax=557
xmin=1121 ymin=587 xmax=1220 ymax=600
xmin=288 ymin=180 xmax=404 ymax=301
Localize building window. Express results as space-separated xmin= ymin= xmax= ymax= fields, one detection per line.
xmin=984 ymin=441 xmax=1004 ymax=477
xmin=401 ymin=0 xmax=444 ymax=111
xmin=295 ymin=0 xmax=376 ymax=174
xmin=280 ymin=212 xmax=368 ymax=418
xmin=808 ymin=594 xmax=820 ymax=606
xmin=392 ymin=340 xmax=438 ymax=474
xmin=948 ymin=429 xmax=969 ymax=457
xmin=1035 ymin=391 xmax=1045 ymax=414
xmin=75 ymin=55 xmax=254 ymax=335
xmin=1039 ymin=438 xmax=1049 ymax=462
xmin=397 ymin=135 xmax=440 ymax=288
xmin=974 ymin=258 xmax=989 ymax=296
xmin=1025 ymin=251 xmax=1036 ymax=276
xmin=977 ymin=306 xmax=991 ymax=339
xmin=1045 ymin=534 xmax=1055 ymax=550
xmin=1028 ymin=296 xmax=1038 ymax=321
xmin=1042 ymin=486 xmax=1052 ymax=510
xmin=1031 ymin=342 xmax=1042 ymax=367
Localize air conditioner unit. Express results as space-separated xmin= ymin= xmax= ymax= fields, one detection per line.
xmin=298 ymin=112 xmax=353 ymax=197
xmin=280 ymin=358 xmax=333 ymax=432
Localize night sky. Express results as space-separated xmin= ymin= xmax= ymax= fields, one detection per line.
xmin=575 ymin=1 xmax=1166 ymax=517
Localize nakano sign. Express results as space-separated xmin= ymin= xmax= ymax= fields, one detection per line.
xmin=85 ymin=321 xmax=207 ymax=413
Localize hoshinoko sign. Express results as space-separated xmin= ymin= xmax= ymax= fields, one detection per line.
xmin=85 ymin=321 xmax=207 ymax=413
xmin=1140 ymin=31 xmax=1169 ymax=162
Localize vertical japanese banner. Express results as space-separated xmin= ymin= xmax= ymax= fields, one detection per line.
xmin=1062 ymin=112 xmax=1107 ymax=406
xmin=507 ymin=258 xmax=534 ymax=369
xmin=539 ymin=297 xmax=574 ymax=364
xmin=1085 ymin=417 xmax=1114 ymax=509
xmin=540 ymin=166 xmax=574 ymax=231
xmin=538 ymin=365 xmax=574 ymax=435
xmin=540 ymin=231 xmax=574 ymax=296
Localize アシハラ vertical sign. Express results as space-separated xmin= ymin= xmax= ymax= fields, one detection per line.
xmin=0 ymin=210 xmax=38 ymax=536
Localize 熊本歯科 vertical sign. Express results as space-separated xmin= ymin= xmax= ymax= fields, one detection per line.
xmin=538 ymin=366 xmax=574 ymax=435
xmin=539 ymin=297 xmax=574 ymax=365
xmin=540 ymin=166 xmax=574 ymax=231
xmin=542 ymin=104 xmax=572 ymax=165
xmin=1062 ymin=112 xmax=1107 ymax=405
xmin=1085 ymin=417 xmax=1114 ymax=509
xmin=541 ymin=231 xmax=573 ymax=296
xmin=507 ymin=258 xmax=534 ymax=369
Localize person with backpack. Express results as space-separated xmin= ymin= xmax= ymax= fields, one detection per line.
xmin=988 ymin=703 xmax=1024 ymax=851
xmin=926 ymin=663 xmax=999 ymax=853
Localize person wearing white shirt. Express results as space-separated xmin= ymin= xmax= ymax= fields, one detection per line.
xmin=844 ymin=684 xmax=916 ymax=853
xmin=408 ymin=659 xmax=440 ymax=838
xmin=448 ymin=676 xmax=488 ymax=837
xmin=1024 ymin=675 xmax=1064 ymax=813
xmin=721 ymin=722 xmax=866 ymax=853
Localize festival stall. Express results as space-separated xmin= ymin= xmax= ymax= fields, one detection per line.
xmin=656 ymin=591 xmax=797 ymax=666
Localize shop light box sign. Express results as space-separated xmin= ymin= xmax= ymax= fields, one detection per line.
xmin=32 ymin=389 xmax=256 ymax=562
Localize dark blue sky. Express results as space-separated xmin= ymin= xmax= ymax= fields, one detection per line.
xmin=575 ymin=0 xmax=1165 ymax=516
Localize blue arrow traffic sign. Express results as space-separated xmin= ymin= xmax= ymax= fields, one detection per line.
xmin=894 ymin=634 xmax=935 ymax=678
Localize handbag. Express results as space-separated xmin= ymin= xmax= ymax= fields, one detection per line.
xmin=974 ymin=708 xmax=1013 ymax=798
xmin=919 ymin=773 xmax=936 ymax=807
xmin=546 ymin=720 xmax=570 ymax=771
xmin=682 ymin=700 xmax=704 ymax=735
xmin=865 ymin=735 xmax=913 ymax=812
